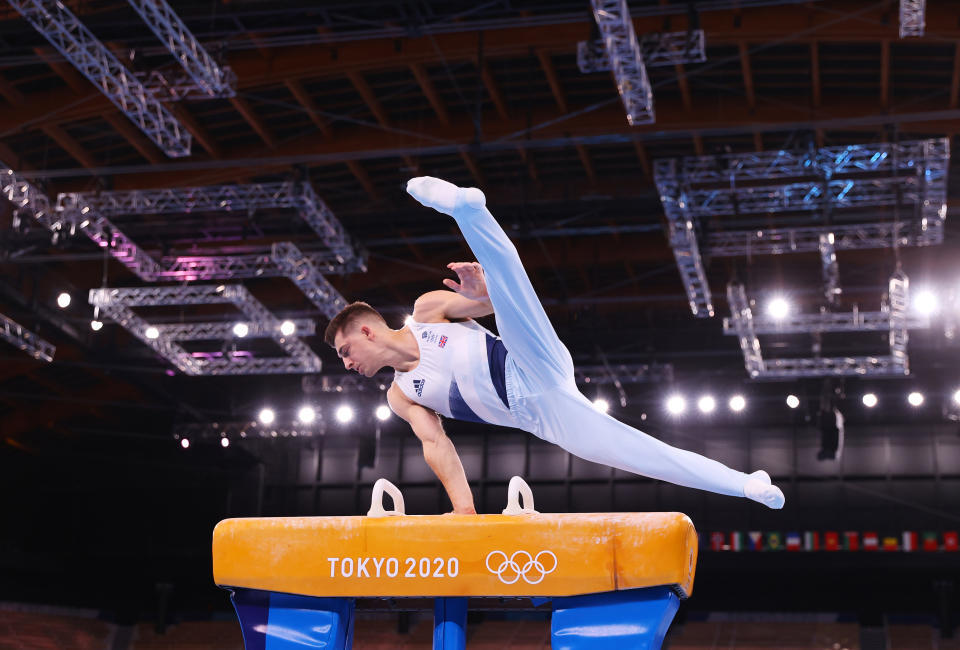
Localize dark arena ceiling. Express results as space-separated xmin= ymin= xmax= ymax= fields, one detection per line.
xmin=1 ymin=0 xmax=959 ymax=624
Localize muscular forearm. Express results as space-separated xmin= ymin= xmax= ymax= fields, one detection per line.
xmin=422 ymin=436 xmax=476 ymax=513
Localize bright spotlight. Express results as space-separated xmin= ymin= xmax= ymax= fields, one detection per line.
xmin=180 ymin=437 xmax=190 ymax=449
xmin=258 ymin=408 xmax=276 ymax=425
xmin=666 ymin=394 xmax=686 ymax=415
xmin=953 ymin=388 xmax=960 ymax=406
xmin=697 ymin=395 xmax=716 ymax=414
xmin=335 ymin=405 xmax=354 ymax=423
xmin=233 ymin=322 xmax=249 ymax=338
xmin=786 ymin=394 xmax=800 ymax=409
xmin=729 ymin=395 xmax=746 ymax=412
xmin=862 ymin=393 xmax=878 ymax=408
xmin=375 ymin=405 xmax=391 ymax=421
xmin=280 ymin=320 xmax=296 ymax=337
xmin=404 ymin=315 xmax=414 ymax=327
xmin=913 ymin=290 xmax=939 ymax=316
xmin=56 ymin=292 xmax=71 ymax=309
xmin=90 ymin=320 xmax=103 ymax=331
xmin=592 ymin=398 xmax=610 ymax=413
xmin=220 ymin=437 xmax=230 ymax=448
xmin=297 ymin=406 xmax=316 ymax=424
xmin=145 ymin=326 xmax=159 ymax=340
xmin=767 ymin=297 xmax=790 ymax=320
xmin=907 ymin=391 xmax=924 ymax=407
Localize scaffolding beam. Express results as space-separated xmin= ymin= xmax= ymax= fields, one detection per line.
xmin=126 ymin=0 xmax=236 ymax=98
xmin=590 ymin=0 xmax=655 ymax=124
xmin=899 ymin=0 xmax=926 ymax=37
xmin=578 ymin=29 xmax=706 ymax=72
xmin=0 ymin=311 xmax=56 ymax=361
xmin=7 ymin=0 xmax=191 ymax=157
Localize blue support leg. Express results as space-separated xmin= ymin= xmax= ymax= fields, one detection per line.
xmin=550 ymin=586 xmax=680 ymax=650
xmin=433 ymin=597 xmax=468 ymax=650
xmin=229 ymin=587 xmax=355 ymax=650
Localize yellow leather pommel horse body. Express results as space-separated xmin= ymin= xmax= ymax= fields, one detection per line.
xmin=213 ymin=476 xmax=698 ymax=650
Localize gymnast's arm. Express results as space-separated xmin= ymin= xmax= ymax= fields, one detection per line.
xmin=387 ymin=382 xmax=477 ymax=514
xmin=413 ymin=262 xmax=494 ymax=322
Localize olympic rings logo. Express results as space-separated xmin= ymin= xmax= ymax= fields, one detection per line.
xmin=484 ymin=550 xmax=558 ymax=585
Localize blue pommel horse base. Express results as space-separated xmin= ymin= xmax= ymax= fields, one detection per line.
xmin=212 ymin=477 xmax=698 ymax=649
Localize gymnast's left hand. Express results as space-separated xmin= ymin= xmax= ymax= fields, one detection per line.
xmin=443 ymin=262 xmax=490 ymax=303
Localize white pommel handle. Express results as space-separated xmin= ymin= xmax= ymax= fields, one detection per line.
xmin=367 ymin=478 xmax=405 ymax=517
xmin=502 ymin=475 xmax=538 ymax=515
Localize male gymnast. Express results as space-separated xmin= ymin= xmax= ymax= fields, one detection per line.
xmin=324 ymin=176 xmax=785 ymax=514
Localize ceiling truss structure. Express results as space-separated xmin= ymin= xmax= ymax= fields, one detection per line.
xmin=89 ymin=284 xmax=323 ymax=376
xmin=0 ymin=310 xmax=56 ymax=361
xmin=589 ymin=0 xmax=655 ymax=125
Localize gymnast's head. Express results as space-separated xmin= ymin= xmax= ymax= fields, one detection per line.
xmin=325 ymin=301 xmax=390 ymax=377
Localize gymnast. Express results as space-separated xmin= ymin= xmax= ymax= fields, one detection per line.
xmin=324 ymin=176 xmax=785 ymax=514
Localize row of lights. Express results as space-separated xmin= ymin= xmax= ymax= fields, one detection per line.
xmin=763 ymin=286 xmax=958 ymax=321
xmin=588 ymin=389 xmax=960 ymax=416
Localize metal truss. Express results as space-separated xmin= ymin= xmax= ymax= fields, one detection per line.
xmin=654 ymin=139 xmax=949 ymax=316
xmin=589 ymin=0 xmax=655 ymax=125
xmin=724 ymin=273 xmax=916 ymax=379
xmin=654 ymin=159 xmax=713 ymax=317
xmin=575 ymin=363 xmax=674 ymax=385
xmin=126 ymin=0 xmax=236 ymax=98
xmin=136 ymin=68 xmax=237 ymax=101
xmin=899 ymin=0 xmax=925 ymax=37
xmin=89 ymin=284 xmax=323 ymax=375
xmin=0 ymin=311 xmax=55 ymax=362
xmin=577 ymin=29 xmax=706 ymax=72
xmin=819 ymin=233 xmax=840 ymax=305
xmin=153 ymin=318 xmax=315 ymax=341
xmin=7 ymin=0 xmax=191 ymax=157
xmin=157 ymin=250 xmax=366 ymax=281
xmin=1 ymin=165 xmax=56 ymax=231
xmin=708 ymin=220 xmax=942 ymax=257
xmin=174 ymin=421 xmax=323 ymax=443
xmin=270 ymin=242 xmax=348 ymax=318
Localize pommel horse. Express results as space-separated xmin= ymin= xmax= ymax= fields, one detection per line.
xmin=213 ymin=476 xmax=698 ymax=649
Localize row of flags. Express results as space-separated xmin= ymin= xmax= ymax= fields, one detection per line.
xmin=708 ymin=530 xmax=960 ymax=552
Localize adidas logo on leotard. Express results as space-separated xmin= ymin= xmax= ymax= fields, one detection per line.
xmin=413 ymin=378 xmax=425 ymax=397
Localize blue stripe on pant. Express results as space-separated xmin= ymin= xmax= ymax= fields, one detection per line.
xmin=450 ymin=195 xmax=751 ymax=499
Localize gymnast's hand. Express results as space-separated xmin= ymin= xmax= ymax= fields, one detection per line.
xmin=443 ymin=262 xmax=490 ymax=303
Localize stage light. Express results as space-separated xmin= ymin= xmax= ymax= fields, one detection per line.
xmin=697 ymin=395 xmax=716 ymax=414
xmin=220 ymin=437 xmax=230 ymax=448
xmin=908 ymin=391 xmax=924 ymax=407
xmin=90 ymin=320 xmax=103 ymax=331
xmin=666 ymin=394 xmax=686 ymax=415
xmin=404 ymin=315 xmax=414 ymax=326
xmin=953 ymin=388 xmax=960 ymax=406
xmin=767 ymin=297 xmax=790 ymax=320
xmin=729 ymin=395 xmax=746 ymax=412
xmin=56 ymin=292 xmax=71 ymax=308
xmin=592 ymin=398 xmax=610 ymax=413
xmin=913 ymin=289 xmax=939 ymax=316
xmin=233 ymin=322 xmax=249 ymax=338
xmin=297 ymin=406 xmax=316 ymax=424
xmin=862 ymin=393 xmax=878 ymax=408
xmin=280 ymin=320 xmax=296 ymax=337
xmin=786 ymin=394 xmax=800 ymax=409
xmin=258 ymin=408 xmax=276 ymax=425
xmin=375 ymin=405 xmax=391 ymax=421
xmin=180 ymin=437 xmax=190 ymax=449
xmin=335 ymin=405 xmax=354 ymax=423
xmin=145 ymin=326 xmax=159 ymax=339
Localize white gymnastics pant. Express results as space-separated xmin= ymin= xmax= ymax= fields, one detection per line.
xmin=449 ymin=194 xmax=752 ymax=498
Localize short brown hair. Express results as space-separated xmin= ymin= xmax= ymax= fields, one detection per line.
xmin=324 ymin=301 xmax=386 ymax=347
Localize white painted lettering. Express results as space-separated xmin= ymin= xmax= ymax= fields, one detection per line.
xmin=357 ymin=557 xmax=370 ymax=578
xmin=386 ymin=557 xmax=399 ymax=577
xmin=342 ymin=557 xmax=354 ymax=577
xmin=328 ymin=557 xmax=339 ymax=578
xmin=371 ymin=557 xmax=385 ymax=577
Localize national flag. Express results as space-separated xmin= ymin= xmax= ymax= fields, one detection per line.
xmin=863 ymin=532 xmax=879 ymax=551
xmin=843 ymin=531 xmax=860 ymax=551
xmin=824 ymin=531 xmax=840 ymax=551
xmin=902 ymin=531 xmax=918 ymax=552
xmin=945 ymin=532 xmax=959 ymax=552
xmin=766 ymin=532 xmax=783 ymax=551
xmin=786 ymin=532 xmax=802 ymax=551
xmin=804 ymin=531 xmax=820 ymax=551
xmin=710 ymin=532 xmax=726 ymax=551
xmin=882 ymin=536 xmax=899 ymax=551
xmin=730 ymin=532 xmax=743 ymax=551
xmin=747 ymin=531 xmax=764 ymax=551
xmin=922 ymin=532 xmax=939 ymax=552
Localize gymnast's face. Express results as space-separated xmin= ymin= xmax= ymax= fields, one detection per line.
xmin=334 ymin=323 xmax=383 ymax=377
